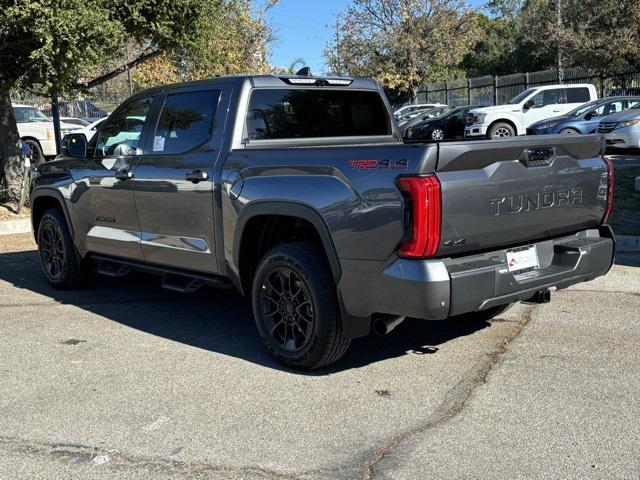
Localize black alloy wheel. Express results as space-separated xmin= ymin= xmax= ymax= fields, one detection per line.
xmin=259 ymin=265 xmax=315 ymax=353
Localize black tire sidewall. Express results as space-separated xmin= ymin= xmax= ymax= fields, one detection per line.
xmin=37 ymin=209 xmax=79 ymax=288
xmin=252 ymin=244 xmax=339 ymax=368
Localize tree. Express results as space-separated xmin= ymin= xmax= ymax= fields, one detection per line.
xmin=521 ymin=0 xmax=640 ymax=72
xmin=324 ymin=0 xmax=481 ymax=102
xmin=0 ymin=0 xmax=276 ymax=206
xmin=133 ymin=0 xmax=278 ymax=89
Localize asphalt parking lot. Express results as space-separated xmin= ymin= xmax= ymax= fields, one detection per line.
xmin=0 ymin=233 xmax=638 ymax=479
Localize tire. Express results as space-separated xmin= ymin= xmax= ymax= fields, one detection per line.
xmin=559 ymin=128 xmax=579 ymax=135
xmin=489 ymin=122 xmax=515 ymax=139
xmin=24 ymin=139 xmax=45 ymax=166
xmin=252 ymin=242 xmax=350 ymax=370
xmin=431 ymin=128 xmax=445 ymax=141
xmin=37 ymin=208 xmax=87 ymax=289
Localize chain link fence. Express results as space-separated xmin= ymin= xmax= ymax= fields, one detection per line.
xmin=417 ymin=66 xmax=640 ymax=107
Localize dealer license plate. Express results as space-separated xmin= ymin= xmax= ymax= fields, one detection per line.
xmin=506 ymin=245 xmax=539 ymax=274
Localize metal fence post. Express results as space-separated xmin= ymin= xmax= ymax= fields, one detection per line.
xmin=493 ymin=76 xmax=498 ymax=105
xmin=524 ymin=73 xmax=529 ymax=89
xmin=445 ymin=81 xmax=449 ymax=105
xmin=467 ymin=79 xmax=471 ymax=105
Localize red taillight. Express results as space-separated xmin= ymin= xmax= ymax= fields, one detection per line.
xmin=603 ymin=156 xmax=614 ymax=223
xmin=397 ymin=176 xmax=441 ymax=258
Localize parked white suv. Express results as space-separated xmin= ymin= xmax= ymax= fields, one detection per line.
xmin=13 ymin=104 xmax=78 ymax=162
xmin=465 ymin=84 xmax=598 ymax=139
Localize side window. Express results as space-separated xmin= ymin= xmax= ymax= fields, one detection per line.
xmin=151 ymin=90 xmax=221 ymax=155
xmin=95 ymin=97 xmax=153 ymax=157
xmin=566 ymin=87 xmax=591 ymax=103
xmin=628 ymin=100 xmax=640 ymax=108
xmin=531 ymin=89 xmax=565 ymax=108
xmin=598 ymin=101 xmax=625 ymax=116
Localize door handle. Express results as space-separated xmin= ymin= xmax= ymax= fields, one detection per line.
xmin=185 ymin=169 xmax=208 ymax=183
xmin=552 ymin=109 xmax=561 ymax=112
xmin=115 ymin=167 xmax=133 ymax=181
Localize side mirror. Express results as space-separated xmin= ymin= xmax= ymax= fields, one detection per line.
xmin=523 ymin=100 xmax=534 ymax=111
xmin=63 ymin=133 xmax=87 ymax=157
xmin=585 ymin=111 xmax=597 ymax=120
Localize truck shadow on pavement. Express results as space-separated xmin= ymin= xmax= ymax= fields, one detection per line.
xmin=0 ymin=249 xmax=492 ymax=374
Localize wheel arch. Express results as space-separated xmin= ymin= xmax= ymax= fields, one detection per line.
xmin=488 ymin=117 xmax=519 ymax=136
xmin=31 ymin=189 xmax=75 ymax=243
xmin=232 ymin=201 xmax=341 ymax=295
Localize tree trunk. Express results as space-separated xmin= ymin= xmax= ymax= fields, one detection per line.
xmin=0 ymin=86 xmax=23 ymax=207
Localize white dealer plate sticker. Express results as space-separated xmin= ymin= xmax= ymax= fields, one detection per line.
xmin=506 ymin=246 xmax=539 ymax=273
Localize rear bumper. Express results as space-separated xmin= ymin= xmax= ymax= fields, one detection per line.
xmin=339 ymin=226 xmax=615 ymax=324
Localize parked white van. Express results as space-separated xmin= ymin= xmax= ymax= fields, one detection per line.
xmin=465 ymin=84 xmax=598 ymax=138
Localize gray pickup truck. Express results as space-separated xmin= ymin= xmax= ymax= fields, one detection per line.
xmin=31 ymin=74 xmax=615 ymax=369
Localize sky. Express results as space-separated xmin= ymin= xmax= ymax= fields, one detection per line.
xmin=264 ymin=0 xmax=348 ymax=75
xmin=263 ymin=0 xmax=486 ymax=75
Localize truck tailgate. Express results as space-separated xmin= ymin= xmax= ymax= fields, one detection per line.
xmin=435 ymin=135 xmax=608 ymax=257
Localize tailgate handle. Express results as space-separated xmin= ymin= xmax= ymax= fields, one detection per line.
xmin=520 ymin=147 xmax=555 ymax=167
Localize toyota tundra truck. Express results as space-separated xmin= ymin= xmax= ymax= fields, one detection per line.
xmin=30 ymin=73 xmax=615 ymax=369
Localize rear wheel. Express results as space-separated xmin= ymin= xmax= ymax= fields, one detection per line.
xmin=489 ymin=122 xmax=515 ymax=139
xmin=37 ymin=208 xmax=87 ymax=289
xmin=559 ymin=128 xmax=579 ymax=135
xmin=252 ymin=242 xmax=350 ymax=370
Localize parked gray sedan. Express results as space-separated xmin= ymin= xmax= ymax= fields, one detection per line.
xmin=598 ymin=104 xmax=640 ymax=148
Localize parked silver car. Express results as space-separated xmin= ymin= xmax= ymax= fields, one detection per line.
xmin=598 ymin=104 xmax=640 ymax=148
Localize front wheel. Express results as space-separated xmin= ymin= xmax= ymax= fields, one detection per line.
xmin=489 ymin=122 xmax=515 ymax=139
xmin=431 ymin=128 xmax=445 ymax=141
xmin=559 ymin=128 xmax=579 ymax=135
xmin=37 ymin=208 xmax=87 ymax=289
xmin=252 ymin=242 xmax=350 ymax=370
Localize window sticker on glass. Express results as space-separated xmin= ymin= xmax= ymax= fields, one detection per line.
xmin=153 ymin=136 xmax=165 ymax=152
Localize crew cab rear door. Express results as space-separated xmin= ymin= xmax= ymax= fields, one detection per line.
xmin=132 ymin=84 xmax=231 ymax=274
xmin=435 ymin=135 xmax=608 ymax=257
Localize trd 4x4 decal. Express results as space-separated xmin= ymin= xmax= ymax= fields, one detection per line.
xmin=348 ymin=159 xmax=408 ymax=170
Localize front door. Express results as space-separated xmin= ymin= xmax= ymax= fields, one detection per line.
xmin=132 ymin=86 xmax=229 ymax=274
xmin=70 ymin=96 xmax=155 ymax=259
xmin=522 ymin=88 xmax=566 ymax=128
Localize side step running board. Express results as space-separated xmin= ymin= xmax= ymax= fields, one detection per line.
xmin=161 ymin=274 xmax=203 ymax=294
xmin=96 ymin=260 xmax=132 ymax=278
xmin=91 ymin=254 xmax=232 ymax=291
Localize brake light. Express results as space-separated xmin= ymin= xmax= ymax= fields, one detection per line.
xmin=397 ymin=176 xmax=441 ymax=258
xmin=603 ymin=156 xmax=614 ymax=223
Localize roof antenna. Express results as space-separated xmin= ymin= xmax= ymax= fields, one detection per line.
xmin=295 ymin=67 xmax=312 ymax=76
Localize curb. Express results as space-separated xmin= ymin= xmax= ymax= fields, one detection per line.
xmin=0 ymin=218 xmax=31 ymax=236
xmin=616 ymin=235 xmax=640 ymax=253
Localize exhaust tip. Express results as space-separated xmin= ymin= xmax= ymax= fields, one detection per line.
xmin=372 ymin=315 xmax=406 ymax=336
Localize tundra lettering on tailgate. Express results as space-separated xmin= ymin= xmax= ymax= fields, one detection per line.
xmin=490 ymin=188 xmax=584 ymax=216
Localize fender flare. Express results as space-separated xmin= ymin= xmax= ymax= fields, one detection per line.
xmin=30 ymin=188 xmax=75 ymax=241
xmin=232 ymin=200 xmax=342 ymax=285
xmin=488 ymin=116 xmax=521 ymax=135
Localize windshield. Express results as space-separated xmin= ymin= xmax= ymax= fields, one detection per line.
xmin=421 ymin=107 xmax=448 ymax=119
xmin=14 ymin=106 xmax=50 ymax=123
xmin=507 ymin=88 xmax=537 ymax=105
xmin=566 ymin=99 xmax=602 ymax=116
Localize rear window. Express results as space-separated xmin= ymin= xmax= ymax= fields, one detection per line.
xmin=566 ymin=87 xmax=591 ymax=103
xmin=152 ymin=90 xmax=220 ymax=154
xmin=246 ymin=89 xmax=391 ymax=140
